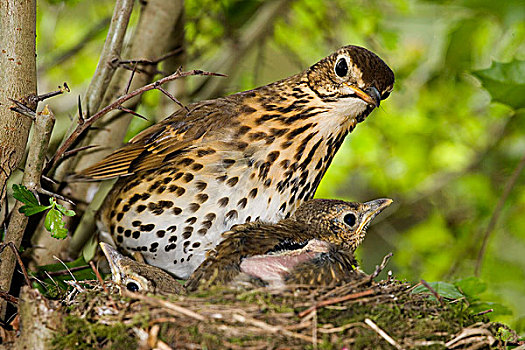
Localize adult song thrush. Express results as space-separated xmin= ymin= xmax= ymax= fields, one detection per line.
xmin=186 ymin=198 xmax=392 ymax=290
xmin=78 ymin=45 xmax=394 ymax=279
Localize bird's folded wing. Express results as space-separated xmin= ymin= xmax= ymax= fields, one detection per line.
xmin=72 ymin=100 xmax=237 ymax=181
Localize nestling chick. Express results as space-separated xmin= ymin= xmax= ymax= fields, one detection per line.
xmin=186 ymin=198 xmax=392 ymax=290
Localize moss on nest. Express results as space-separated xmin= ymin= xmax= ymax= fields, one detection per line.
xmin=44 ymin=276 xmax=520 ymax=349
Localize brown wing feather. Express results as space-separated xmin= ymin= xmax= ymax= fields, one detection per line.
xmin=73 ymin=97 xmax=242 ymax=181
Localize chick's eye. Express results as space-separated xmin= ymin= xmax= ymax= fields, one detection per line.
xmin=126 ymin=281 xmax=140 ymax=292
xmin=335 ymin=58 xmax=348 ymax=77
xmin=343 ymin=213 xmax=356 ymax=227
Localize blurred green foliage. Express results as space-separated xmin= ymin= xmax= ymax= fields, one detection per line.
xmin=37 ymin=0 xmax=524 ymax=332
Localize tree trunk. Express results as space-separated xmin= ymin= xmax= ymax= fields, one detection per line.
xmin=0 ymin=0 xmax=37 ymax=206
xmin=0 ymin=0 xmax=37 ymax=319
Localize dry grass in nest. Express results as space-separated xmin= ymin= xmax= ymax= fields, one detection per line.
xmin=39 ymin=273 xmax=518 ymax=350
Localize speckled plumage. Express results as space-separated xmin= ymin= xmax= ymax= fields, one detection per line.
xmin=100 ymin=199 xmax=392 ymax=294
xmin=77 ymin=45 xmax=395 ymax=279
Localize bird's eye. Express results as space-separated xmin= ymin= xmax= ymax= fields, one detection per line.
xmin=343 ymin=213 xmax=356 ymax=227
xmin=126 ymin=281 xmax=140 ymax=292
xmin=381 ymin=91 xmax=391 ymax=100
xmin=334 ymin=58 xmax=348 ymax=77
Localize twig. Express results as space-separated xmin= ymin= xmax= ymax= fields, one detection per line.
xmin=50 ymin=0 xmax=134 ymax=182
xmin=8 ymin=98 xmax=36 ymax=120
xmin=474 ymin=309 xmax=493 ymax=316
xmin=364 ymin=318 xmax=403 ymax=350
xmin=83 ymin=0 xmax=134 ymax=116
xmin=1 ymin=106 xmax=55 ymax=309
xmin=89 ymin=261 xmax=109 ymax=295
xmin=62 ymin=145 xmax=100 ymax=159
xmin=117 ymin=106 xmax=148 ymax=121
xmin=48 ymin=69 xmax=223 ymax=171
xmin=124 ymin=63 xmax=138 ymax=94
xmin=123 ymin=290 xmax=206 ymax=321
xmin=0 ymin=243 xmax=31 ymax=287
xmin=0 ymin=291 xmax=18 ymax=305
xmin=119 ymin=47 xmax=184 ymax=66
xmin=475 ymin=152 xmax=525 ymax=276
xmin=312 ymin=309 xmax=318 ymax=350
xmin=369 ymin=252 xmax=394 ymax=280
xmin=420 ymin=279 xmax=445 ymax=307
xmin=298 ymin=289 xmax=375 ymax=318
xmin=232 ymin=313 xmax=319 ymax=344
xmin=31 ymin=83 xmax=70 ymax=104
xmin=41 ymin=265 xmax=90 ymax=277
xmin=156 ymin=84 xmax=185 ymax=110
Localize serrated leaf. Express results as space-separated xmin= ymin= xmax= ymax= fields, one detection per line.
xmin=44 ymin=208 xmax=68 ymax=239
xmin=12 ymin=184 xmax=39 ymax=206
xmin=19 ymin=204 xmax=50 ymax=216
xmin=55 ymin=203 xmax=75 ymax=217
xmin=472 ymin=60 xmax=525 ymax=109
xmin=412 ymin=281 xmax=465 ymax=300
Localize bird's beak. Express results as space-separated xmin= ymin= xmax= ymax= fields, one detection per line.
xmin=357 ymin=198 xmax=393 ymax=232
xmin=99 ymin=242 xmax=124 ymax=284
xmin=345 ymin=84 xmax=381 ymax=108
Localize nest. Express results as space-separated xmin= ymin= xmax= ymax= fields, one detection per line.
xmin=11 ymin=271 xmax=512 ymax=350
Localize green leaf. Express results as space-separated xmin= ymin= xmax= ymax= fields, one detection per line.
xmin=12 ymin=184 xmax=39 ymax=205
xmin=55 ymin=202 xmax=76 ymax=217
xmin=470 ymin=302 xmax=513 ymax=317
xmin=13 ymin=184 xmax=52 ymax=217
xmin=82 ymin=235 xmax=99 ymax=262
xmin=412 ymin=281 xmax=465 ymax=300
xmin=31 ymin=257 xmax=95 ymax=298
xmin=44 ymin=208 xmax=68 ymax=239
xmin=19 ymin=204 xmax=51 ymax=216
xmin=472 ymin=60 xmax=525 ymax=109
xmin=455 ymin=276 xmax=487 ymax=301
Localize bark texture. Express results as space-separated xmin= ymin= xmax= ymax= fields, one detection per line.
xmin=0 ymin=0 xmax=37 ymax=204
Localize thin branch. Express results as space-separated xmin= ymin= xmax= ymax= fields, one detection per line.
xmin=117 ymin=106 xmax=149 ymax=121
xmin=420 ymin=279 xmax=445 ymax=307
xmin=156 ymin=85 xmax=185 ymax=110
xmin=48 ymin=69 xmax=224 ymax=171
xmin=52 ymin=0 xmax=134 ymax=180
xmin=30 ymin=83 xmax=69 ymax=104
xmin=90 ymin=261 xmax=108 ymax=293
xmin=0 ymin=291 xmax=18 ymax=305
xmin=369 ymin=252 xmax=394 ymax=281
xmin=474 ymin=309 xmax=494 ymax=316
xmin=123 ymin=290 xmax=206 ymax=321
xmin=1 ymin=106 xmax=55 ymax=304
xmin=62 ymin=145 xmax=100 ymax=159
xmin=83 ymin=0 xmax=134 ymax=116
xmin=0 ymin=243 xmax=31 ymax=287
xmin=8 ymin=98 xmax=36 ymax=120
xmin=298 ymin=289 xmax=375 ymax=318
xmin=119 ymin=47 xmax=184 ymax=66
xmin=475 ymin=152 xmax=525 ymax=276
xmin=364 ymin=318 xmax=404 ymax=350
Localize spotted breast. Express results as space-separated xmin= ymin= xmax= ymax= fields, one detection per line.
xmin=77 ymin=45 xmax=394 ymax=279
